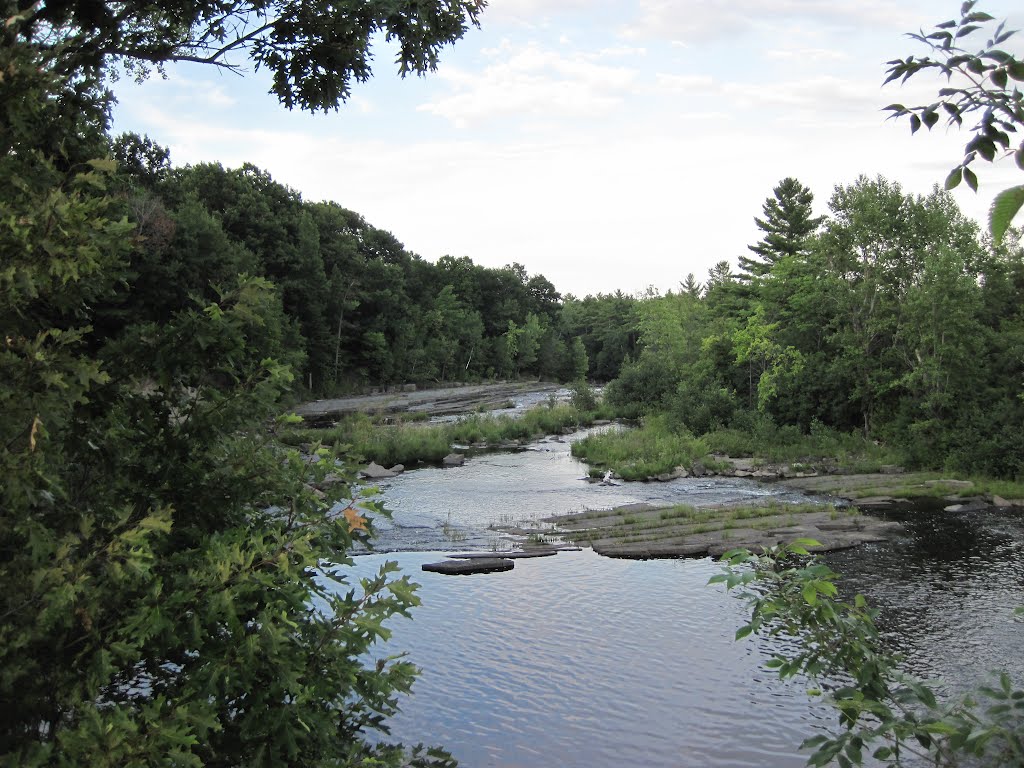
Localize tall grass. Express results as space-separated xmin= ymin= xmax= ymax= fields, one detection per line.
xmin=571 ymin=414 xmax=910 ymax=480
xmin=702 ymin=418 xmax=904 ymax=471
xmin=571 ymin=415 xmax=707 ymax=480
xmin=278 ymin=404 xmax=594 ymax=466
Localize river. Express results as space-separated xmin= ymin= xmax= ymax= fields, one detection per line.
xmin=337 ymin=428 xmax=1024 ymax=767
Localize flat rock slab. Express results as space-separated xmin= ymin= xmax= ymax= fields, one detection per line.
xmin=450 ymin=550 xmax=558 ymax=559
xmin=293 ymin=382 xmax=562 ymax=421
xmin=422 ymin=558 xmax=514 ymax=575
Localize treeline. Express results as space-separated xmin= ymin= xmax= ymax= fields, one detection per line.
xmin=113 ymin=140 xmax=1024 ymax=478
xmin=111 ymin=139 xmax=610 ymax=391
xmin=601 ymin=176 xmax=1024 ymax=479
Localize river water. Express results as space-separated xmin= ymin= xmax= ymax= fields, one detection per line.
xmin=338 ymin=429 xmax=1024 ymax=767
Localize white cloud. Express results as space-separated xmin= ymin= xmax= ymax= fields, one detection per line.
xmin=622 ymin=0 xmax=922 ymax=41
xmin=764 ymin=47 xmax=848 ymax=62
xmin=417 ymin=42 xmax=640 ymax=127
xmin=110 ymin=0 xmax=1024 ymax=298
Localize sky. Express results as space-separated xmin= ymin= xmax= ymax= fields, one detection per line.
xmin=110 ymin=0 xmax=1024 ymax=298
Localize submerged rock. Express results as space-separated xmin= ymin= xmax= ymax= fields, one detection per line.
xmin=944 ymin=500 xmax=992 ymax=513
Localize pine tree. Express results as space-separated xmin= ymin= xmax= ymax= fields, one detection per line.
xmin=680 ymin=272 xmax=704 ymax=298
xmin=739 ymin=177 xmax=824 ymax=280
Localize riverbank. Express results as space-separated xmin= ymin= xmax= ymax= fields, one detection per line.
xmin=291 ymin=381 xmax=563 ymax=423
xmin=503 ymin=465 xmax=1023 ymax=559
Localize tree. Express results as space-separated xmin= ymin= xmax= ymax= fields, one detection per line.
xmin=680 ymin=272 xmax=703 ymax=298
xmin=883 ymin=1 xmax=1024 ymax=243
xmin=2 ymin=0 xmax=482 ymax=762
xmin=739 ymin=177 xmax=823 ymax=281
xmin=14 ymin=0 xmax=487 ymax=112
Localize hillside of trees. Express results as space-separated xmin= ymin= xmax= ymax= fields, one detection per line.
xmin=99 ymin=141 xmax=1024 ymax=480
xmin=603 ymin=176 xmax=1024 ymax=479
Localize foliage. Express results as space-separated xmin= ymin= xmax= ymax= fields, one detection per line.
xmin=713 ymin=541 xmax=1024 ymax=766
xmin=883 ymin=1 xmax=1024 ymax=243
xmin=282 ymin=404 xmax=596 ymax=467
xmin=569 ymin=380 xmax=599 ymax=412
xmin=16 ymin=0 xmax=486 ymax=112
xmin=1 ymin=2 xmax=481 ymax=763
xmin=740 ymin=178 xmax=824 ymax=280
xmin=570 ymin=416 xmax=707 ymax=480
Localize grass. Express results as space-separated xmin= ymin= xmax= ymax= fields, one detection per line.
xmin=839 ymin=474 xmax=1024 ymax=501
xmin=570 ymin=414 xmax=911 ymax=481
xmin=701 ymin=421 xmax=903 ymax=470
xmin=570 ymin=415 xmax=708 ymax=480
xmin=278 ymin=403 xmax=596 ymax=467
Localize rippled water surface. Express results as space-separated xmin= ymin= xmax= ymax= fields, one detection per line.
xmin=336 ymin=430 xmax=1024 ymax=766
xmin=347 ymin=550 xmax=831 ymax=767
xmin=367 ymin=429 xmax=815 ymax=552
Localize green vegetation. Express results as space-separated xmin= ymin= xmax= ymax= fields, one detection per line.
xmin=884 ymin=1 xmax=1024 ymax=243
xmin=282 ymin=404 xmax=597 ymax=466
xmin=571 ymin=416 xmax=709 ymax=480
xmin=594 ymin=171 xmax=1023 ymax=480
xmin=2 ymin=1 xmax=484 ymax=764
xmin=714 ymin=541 xmax=1024 ymax=766
xmin=570 ymin=415 xmax=904 ymax=480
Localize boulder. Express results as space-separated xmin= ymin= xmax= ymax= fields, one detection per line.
xmin=442 ymin=453 xmax=465 ymax=467
xmin=652 ymin=466 xmax=689 ymax=482
xmin=728 ymin=458 xmax=756 ymax=472
xmin=422 ymin=558 xmax=514 ymax=575
xmin=991 ymin=495 xmax=1012 ymax=508
xmin=944 ymin=500 xmax=991 ymax=513
xmin=360 ymin=461 xmax=396 ymax=480
xmin=388 ymin=464 xmax=405 ymax=475
xmin=690 ymin=460 xmax=707 ymax=478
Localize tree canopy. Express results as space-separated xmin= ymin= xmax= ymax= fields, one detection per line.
xmin=10 ymin=0 xmax=486 ymax=110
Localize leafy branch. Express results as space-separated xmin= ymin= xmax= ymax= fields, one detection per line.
xmin=712 ymin=541 xmax=1024 ymax=766
xmin=882 ymin=1 xmax=1024 ymax=244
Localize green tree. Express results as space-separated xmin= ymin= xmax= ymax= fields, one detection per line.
xmin=2 ymin=0 xmax=484 ymax=762
xmin=739 ymin=177 xmax=823 ymax=281
xmin=680 ymin=272 xmax=703 ymax=298
xmin=16 ymin=0 xmax=486 ymax=112
xmin=883 ymin=1 xmax=1024 ymax=243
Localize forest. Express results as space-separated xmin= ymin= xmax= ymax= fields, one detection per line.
xmin=103 ymin=142 xmax=1024 ymax=479
xmin=2 ymin=0 xmax=1023 ymax=764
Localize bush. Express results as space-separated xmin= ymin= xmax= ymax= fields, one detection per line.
xmin=668 ymin=379 xmax=739 ymax=435
xmin=603 ymin=356 xmax=678 ymax=418
xmin=569 ymin=379 xmax=599 ymax=412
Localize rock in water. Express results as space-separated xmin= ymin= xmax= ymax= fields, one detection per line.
xmin=422 ymin=558 xmax=514 ymax=575
xmin=442 ymin=453 xmax=465 ymax=467
xmin=360 ymin=461 xmax=396 ymax=479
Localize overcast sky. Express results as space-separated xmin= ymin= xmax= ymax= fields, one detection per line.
xmin=110 ymin=1 xmax=1023 ymax=298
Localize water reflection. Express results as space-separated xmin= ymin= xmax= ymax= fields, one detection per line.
xmin=826 ymin=501 xmax=1024 ymax=694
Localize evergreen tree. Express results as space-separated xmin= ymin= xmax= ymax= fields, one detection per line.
xmin=740 ymin=177 xmax=824 ymax=280
xmin=680 ymin=272 xmax=703 ymax=298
